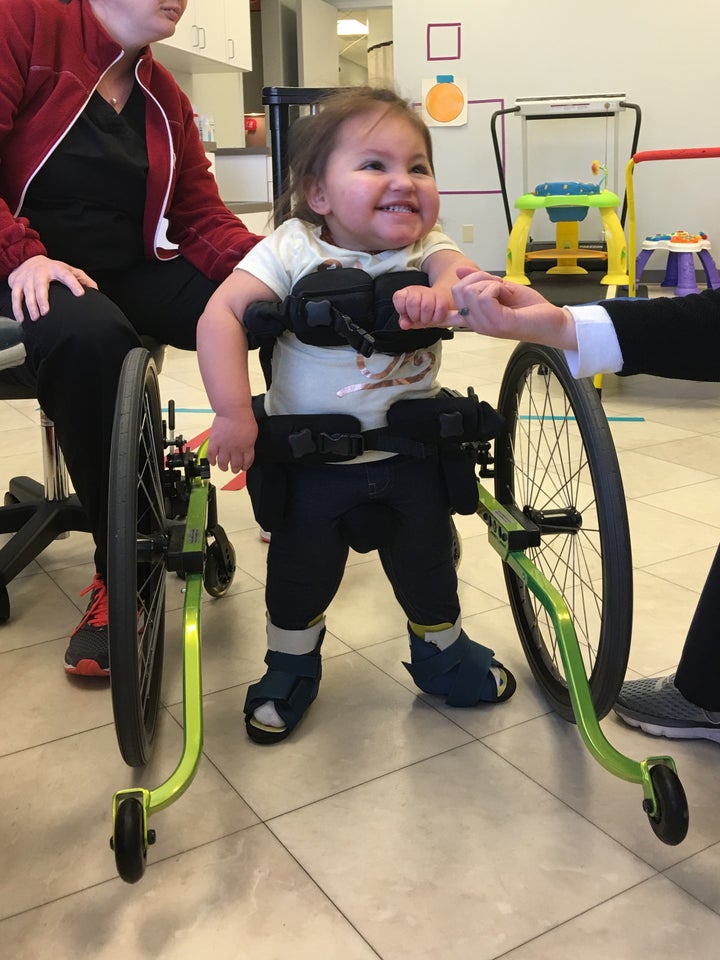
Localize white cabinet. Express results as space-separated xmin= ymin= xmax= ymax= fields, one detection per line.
xmin=224 ymin=1 xmax=252 ymax=69
xmin=158 ymin=0 xmax=250 ymax=70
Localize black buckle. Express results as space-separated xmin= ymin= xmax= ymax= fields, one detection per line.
xmin=317 ymin=432 xmax=365 ymax=458
xmin=336 ymin=314 xmax=376 ymax=357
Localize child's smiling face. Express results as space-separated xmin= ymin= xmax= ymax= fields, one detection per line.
xmin=306 ymin=107 xmax=440 ymax=253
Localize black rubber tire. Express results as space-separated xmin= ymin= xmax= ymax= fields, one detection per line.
xmin=647 ymin=763 xmax=689 ymax=846
xmin=113 ymin=796 xmax=147 ymax=883
xmin=495 ymin=343 xmax=633 ymax=721
xmin=108 ymin=348 xmax=166 ymax=767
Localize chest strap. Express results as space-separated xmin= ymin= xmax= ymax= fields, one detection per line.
xmin=243 ymin=267 xmax=453 ymax=357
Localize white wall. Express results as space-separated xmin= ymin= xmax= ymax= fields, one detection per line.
xmin=392 ymin=0 xmax=720 ymax=271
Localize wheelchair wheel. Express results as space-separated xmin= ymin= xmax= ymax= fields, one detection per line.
xmin=494 ymin=343 xmax=632 ymax=721
xmin=108 ymin=348 xmax=166 ymax=767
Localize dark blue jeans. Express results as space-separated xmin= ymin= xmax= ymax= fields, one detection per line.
xmin=265 ymin=454 xmax=461 ymax=630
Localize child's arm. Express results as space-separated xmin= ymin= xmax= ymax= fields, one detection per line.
xmin=197 ymin=268 xmax=279 ymax=473
xmin=392 ymin=249 xmax=479 ymax=326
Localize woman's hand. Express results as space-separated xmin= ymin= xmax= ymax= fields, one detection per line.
xmin=8 ymin=255 xmax=98 ymax=322
xmin=207 ymin=408 xmax=258 ymax=474
xmin=450 ymin=268 xmax=577 ymax=349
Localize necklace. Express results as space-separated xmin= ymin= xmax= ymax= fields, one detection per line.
xmin=110 ymin=96 xmax=119 ymax=105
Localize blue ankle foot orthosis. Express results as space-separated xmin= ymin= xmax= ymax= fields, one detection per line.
xmin=403 ymin=627 xmax=516 ymax=706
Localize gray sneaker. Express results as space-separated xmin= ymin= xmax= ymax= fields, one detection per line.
xmin=614 ymin=673 xmax=720 ymax=742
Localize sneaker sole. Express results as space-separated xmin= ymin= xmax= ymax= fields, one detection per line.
xmin=616 ymin=711 xmax=720 ymax=743
xmin=64 ymin=659 xmax=110 ymax=678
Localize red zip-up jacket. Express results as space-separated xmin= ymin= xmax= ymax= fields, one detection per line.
xmin=0 ymin=0 xmax=262 ymax=281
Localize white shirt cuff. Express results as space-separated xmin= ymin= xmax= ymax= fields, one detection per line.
xmin=562 ymin=303 xmax=624 ymax=379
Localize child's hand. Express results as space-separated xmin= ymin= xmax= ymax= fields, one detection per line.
xmin=393 ymin=284 xmax=449 ymax=328
xmin=207 ymin=409 xmax=258 ymax=473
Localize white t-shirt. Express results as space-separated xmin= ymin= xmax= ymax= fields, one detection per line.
xmin=236 ymin=218 xmax=461 ymax=459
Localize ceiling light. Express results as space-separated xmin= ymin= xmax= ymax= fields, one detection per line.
xmin=337 ymin=19 xmax=368 ymax=36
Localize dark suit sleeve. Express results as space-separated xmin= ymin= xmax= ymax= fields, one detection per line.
xmin=601 ymin=288 xmax=720 ymax=381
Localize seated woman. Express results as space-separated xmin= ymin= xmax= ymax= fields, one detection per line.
xmin=0 ymin=0 xmax=262 ymax=676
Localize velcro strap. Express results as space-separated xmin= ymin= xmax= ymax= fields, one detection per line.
xmin=265 ymin=648 xmax=321 ymax=681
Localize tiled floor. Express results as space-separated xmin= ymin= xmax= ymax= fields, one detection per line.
xmin=3 ymin=297 xmax=720 ymax=959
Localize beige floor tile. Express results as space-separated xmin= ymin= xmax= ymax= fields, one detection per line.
xmin=642 ymin=544 xmax=715 ymax=594
xmin=665 ymin=841 xmax=720 ymax=913
xmin=625 ymin=569 xmax=701 ymax=676
xmin=638 ymin=476 xmax=720 ymax=528
xmin=0 ymin=716 xmax=257 ymax=920
xmin=626 ymin=499 xmax=720 ymax=568
xmin=0 ymin=569 xmax=85 ymax=651
xmin=270 ymin=742 xmax=654 ymax=960
xmin=486 ymin=710 xmax=720 ymax=869
xmin=193 ymin=652 xmax=473 ymax=820
xmin=0 ymin=825 xmax=380 ymax=960
xmin=616 ymin=448 xmax=715 ymax=499
xmin=634 ymin=433 xmax=720 ymax=475
xmin=0 ymin=636 xmax=113 ymax=755
xmin=499 ymin=875 xmax=720 ymax=959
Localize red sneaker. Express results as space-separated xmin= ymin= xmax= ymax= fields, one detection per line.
xmin=64 ymin=573 xmax=109 ymax=677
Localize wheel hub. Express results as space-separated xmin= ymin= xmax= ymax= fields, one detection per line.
xmin=524 ymin=505 xmax=583 ymax=534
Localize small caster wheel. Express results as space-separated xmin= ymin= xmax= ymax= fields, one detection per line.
xmin=112 ymin=797 xmax=148 ymax=883
xmin=203 ymin=539 xmax=236 ymax=598
xmin=644 ymin=763 xmax=689 ymax=846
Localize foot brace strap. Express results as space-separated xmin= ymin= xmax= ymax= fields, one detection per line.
xmin=404 ymin=630 xmax=496 ymax=707
xmin=244 ymin=644 xmax=323 ymax=730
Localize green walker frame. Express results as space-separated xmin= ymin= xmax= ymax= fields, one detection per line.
xmin=107 ymin=342 xmax=688 ymax=884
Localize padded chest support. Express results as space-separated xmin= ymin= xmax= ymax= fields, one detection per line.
xmin=243 ymin=267 xmax=453 ymax=356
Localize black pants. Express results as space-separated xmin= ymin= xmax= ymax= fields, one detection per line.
xmin=0 ymin=257 xmax=218 ymax=576
xmin=675 ymin=544 xmax=720 ymax=711
xmin=265 ymin=455 xmax=460 ymax=631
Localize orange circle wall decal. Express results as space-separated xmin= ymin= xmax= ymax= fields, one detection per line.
xmin=425 ymin=75 xmax=464 ymax=123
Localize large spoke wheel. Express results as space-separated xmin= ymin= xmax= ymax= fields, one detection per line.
xmin=108 ymin=348 xmax=166 ymax=766
xmin=494 ymin=343 xmax=633 ymax=720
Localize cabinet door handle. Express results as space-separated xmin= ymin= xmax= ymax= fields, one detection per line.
xmin=199 ymin=26 xmax=206 ymax=50
xmin=227 ymin=37 xmax=235 ymax=60
xmin=191 ymin=24 xmax=199 ymax=49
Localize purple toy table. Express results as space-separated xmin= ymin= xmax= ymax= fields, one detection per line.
xmin=635 ymin=234 xmax=720 ymax=297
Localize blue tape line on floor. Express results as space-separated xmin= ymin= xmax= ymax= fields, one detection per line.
xmin=520 ymin=415 xmax=645 ymax=422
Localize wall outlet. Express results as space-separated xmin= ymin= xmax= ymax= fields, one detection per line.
xmin=462 ymin=224 xmax=474 ymax=243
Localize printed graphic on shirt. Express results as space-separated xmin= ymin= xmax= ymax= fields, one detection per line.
xmin=337 ymin=349 xmax=437 ymax=397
